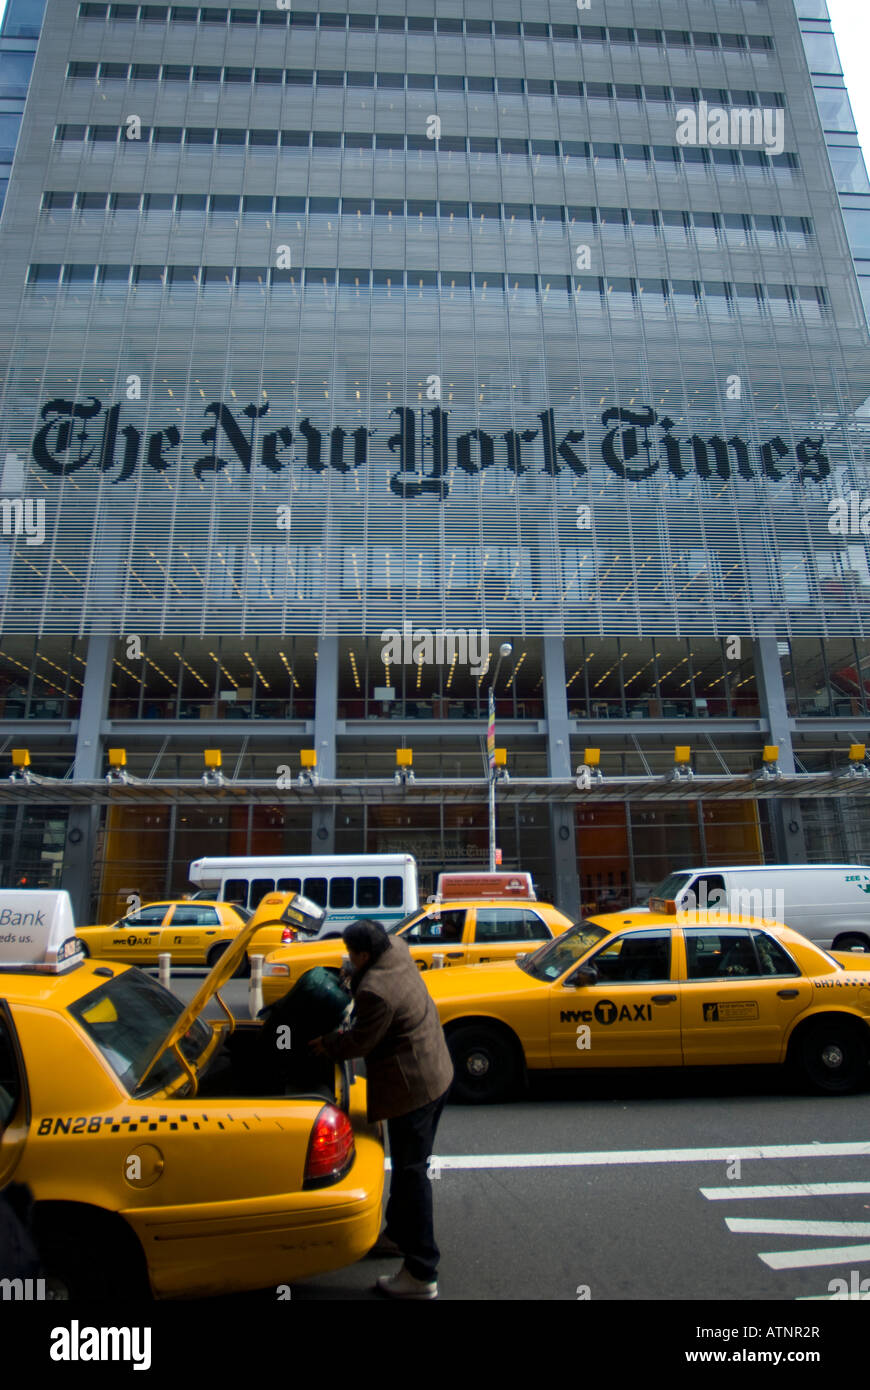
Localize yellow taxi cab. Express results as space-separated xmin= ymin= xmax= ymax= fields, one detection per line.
xmin=258 ymin=896 xmax=575 ymax=1009
xmin=420 ymin=909 xmax=870 ymax=1103
xmin=77 ymin=899 xmax=248 ymax=969
xmin=0 ymin=889 xmax=384 ymax=1299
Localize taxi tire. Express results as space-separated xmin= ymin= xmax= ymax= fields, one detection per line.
xmin=832 ymin=934 xmax=869 ymax=953
xmin=794 ymin=1018 xmax=869 ymax=1095
xmin=446 ymin=1024 xmax=519 ymax=1104
xmin=34 ymin=1204 xmax=151 ymax=1301
xmin=207 ymin=942 xmax=250 ymax=978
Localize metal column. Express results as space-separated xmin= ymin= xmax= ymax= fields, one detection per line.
xmin=543 ymin=636 xmax=581 ymax=918
xmin=753 ymin=638 xmax=807 ymax=862
xmin=310 ymin=636 xmax=338 ymax=852
xmin=61 ymin=635 xmax=114 ymax=921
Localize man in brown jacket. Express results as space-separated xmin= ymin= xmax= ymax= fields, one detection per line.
xmin=311 ymin=919 xmax=453 ymax=1299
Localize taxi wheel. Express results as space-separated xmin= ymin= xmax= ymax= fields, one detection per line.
xmin=207 ymin=942 xmax=249 ymax=978
xmin=833 ymin=934 xmax=869 ymax=953
xmin=795 ymin=1020 xmax=869 ymax=1095
xmin=447 ymin=1025 xmax=518 ymax=1104
xmin=35 ymin=1206 xmax=150 ymax=1301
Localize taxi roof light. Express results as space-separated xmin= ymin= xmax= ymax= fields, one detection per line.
xmin=0 ymin=889 xmax=83 ymax=974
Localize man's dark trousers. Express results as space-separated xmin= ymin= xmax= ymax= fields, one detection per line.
xmin=384 ymin=1088 xmax=449 ymax=1282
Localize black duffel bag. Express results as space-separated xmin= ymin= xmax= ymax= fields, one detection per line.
xmin=258 ymin=967 xmax=351 ymax=1092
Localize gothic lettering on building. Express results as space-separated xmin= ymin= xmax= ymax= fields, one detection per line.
xmin=29 ymin=397 xmax=831 ymax=494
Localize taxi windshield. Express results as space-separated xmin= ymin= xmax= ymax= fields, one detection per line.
xmin=518 ymin=921 xmax=610 ymax=981
xmin=387 ymin=911 xmax=423 ymax=935
xmin=68 ymin=968 xmax=212 ymax=1095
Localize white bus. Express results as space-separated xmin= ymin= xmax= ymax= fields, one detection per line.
xmin=187 ymin=853 xmax=418 ymax=929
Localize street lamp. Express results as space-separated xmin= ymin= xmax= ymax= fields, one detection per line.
xmin=486 ymin=642 xmax=513 ymax=871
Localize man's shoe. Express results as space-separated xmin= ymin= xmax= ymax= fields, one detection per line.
xmin=366 ymin=1233 xmax=403 ymax=1259
xmin=375 ymin=1264 xmax=438 ymax=1299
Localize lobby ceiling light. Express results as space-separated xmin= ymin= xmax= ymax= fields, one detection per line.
xmin=36 ymin=652 xmax=83 ymax=688
xmin=279 ymin=652 xmax=300 ymax=689
xmin=209 ymin=652 xmax=239 ymax=688
xmin=143 ymin=655 xmax=177 ymax=689
xmin=245 ymin=652 xmax=270 ymax=689
xmin=173 ymin=651 xmax=209 ymax=689
xmin=505 ymin=652 xmax=526 ymax=689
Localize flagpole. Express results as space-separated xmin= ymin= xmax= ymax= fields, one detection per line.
xmin=486 ymin=643 xmax=512 ymax=872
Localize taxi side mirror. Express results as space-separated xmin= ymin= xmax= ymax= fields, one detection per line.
xmin=567 ymin=963 xmax=599 ymax=988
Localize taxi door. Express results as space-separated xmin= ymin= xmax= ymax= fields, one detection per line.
xmin=466 ymin=906 xmax=554 ymax=966
xmin=548 ymin=928 xmax=682 ymax=1067
xmin=160 ymin=904 xmax=223 ymax=964
xmin=106 ymin=904 xmax=171 ymax=961
xmin=0 ymin=1003 xmax=28 ymax=1187
xmin=679 ymin=926 xmax=813 ymax=1065
xmin=398 ymin=908 xmax=470 ymax=971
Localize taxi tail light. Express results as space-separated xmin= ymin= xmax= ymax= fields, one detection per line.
xmin=303 ymin=1104 xmax=355 ymax=1189
xmin=281 ymin=926 xmax=296 ymax=944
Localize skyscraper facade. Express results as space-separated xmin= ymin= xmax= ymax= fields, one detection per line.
xmin=1 ymin=0 xmax=869 ymax=922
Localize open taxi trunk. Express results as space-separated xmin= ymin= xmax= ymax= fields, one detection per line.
xmin=133 ymin=913 xmax=353 ymax=1108
xmin=195 ymin=1024 xmax=353 ymax=1111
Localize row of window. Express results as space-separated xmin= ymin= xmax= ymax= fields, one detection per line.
xmin=223 ymin=874 xmax=405 ymax=911
xmin=39 ymin=190 xmax=814 ymax=249
xmin=76 ymin=4 xmax=774 ymax=54
xmin=67 ymin=61 xmax=786 ymax=110
xmin=52 ymin=124 xmax=800 ymax=171
xmin=25 ymin=262 xmax=829 ymax=313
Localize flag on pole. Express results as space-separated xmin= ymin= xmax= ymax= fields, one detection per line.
xmin=487 ymin=687 xmax=496 ymax=772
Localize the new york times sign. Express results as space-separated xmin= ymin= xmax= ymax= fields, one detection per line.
xmin=29 ymin=398 xmax=831 ymax=494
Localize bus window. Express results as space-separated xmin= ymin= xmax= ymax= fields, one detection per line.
xmin=250 ymin=878 xmax=275 ymax=909
xmin=329 ymin=877 xmax=354 ymax=909
xmin=383 ymin=876 xmax=404 ymax=907
xmin=277 ymin=877 xmax=301 ymax=894
xmin=224 ymin=879 xmax=249 ymax=907
xmin=356 ymin=876 xmax=381 ymax=908
xmin=303 ymin=877 xmax=327 ymax=907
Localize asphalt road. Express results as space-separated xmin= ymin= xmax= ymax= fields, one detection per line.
xmin=158 ymin=970 xmax=870 ymax=1303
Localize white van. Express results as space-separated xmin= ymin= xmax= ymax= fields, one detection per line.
xmin=648 ymin=864 xmax=870 ymax=951
xmin=187 ymin=853 xmax=418 ymax=929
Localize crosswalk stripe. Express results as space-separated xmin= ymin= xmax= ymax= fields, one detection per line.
xmin=701 ymin=1182 xmax=870 ymax=1201
xmin=726 ymin=1218 xmax=870 ymax=1236
xmin=760 ymin=1243 xmax=870 ymax=1270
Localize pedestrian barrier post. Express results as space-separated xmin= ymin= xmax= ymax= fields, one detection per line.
xmin=158 ymin=952 xmax=171 ymax=990
xmin=249 ymin=954 xmax=264 ymax=1018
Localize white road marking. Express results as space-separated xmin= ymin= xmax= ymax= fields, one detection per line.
xmin=726 ymin=1218 xmax=870 ymax=1236
xmin=701 ymin=1182 xmax=870 ymax=1201
xmin=760 ymin=1243 xmax=870 ymax=1270
xmin=387 ymin=1140 xmax=870 ymax=1172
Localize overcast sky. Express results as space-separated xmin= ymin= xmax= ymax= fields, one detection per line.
xmin=825 ymin=0 xmax=870 ymax=162
xmin=0 ymin=0 xmax=867 ymax=171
